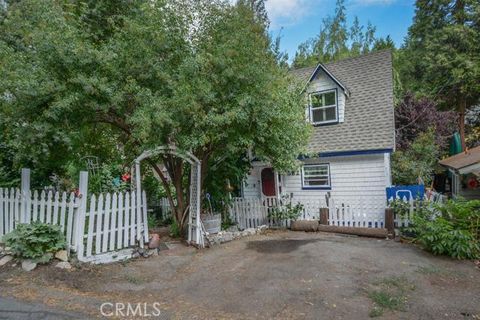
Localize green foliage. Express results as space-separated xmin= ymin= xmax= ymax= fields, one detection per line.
xmin=88 ymin=163 xmax=130 ymax=194
xmin=402 ymin=199 xmax=480 ymax=259
xmin=0 ymin=0 xmax=310 ymax=231
xmin=392 ymin=128 xmax=439 ymax=185
xmin=3 ymin=222 xmax=66 ymax=261
xmin=268 ymin=196 xmax=304 ymax=221
xmin=292 ymin=0 xmax=391 ymax=67
xmin=169 ymin=219 xmax=181 ymax=238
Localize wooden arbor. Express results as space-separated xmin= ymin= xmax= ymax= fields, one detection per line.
xmin=133 ymin=146 xmax=204 ymax=248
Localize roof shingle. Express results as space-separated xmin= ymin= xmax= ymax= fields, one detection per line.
xmin=292 ymin=50 xmax=395 ymax=154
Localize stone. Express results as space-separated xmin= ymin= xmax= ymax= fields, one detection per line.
xmin=21 ymin=260 xmax=37 ymax=272
xmin=0 ymin=255 xmax=13 ymax=267
xmin=148 ymin=234 xmax=161 ymax=249
xmin=55 ymin=250 xmax=69 ymax=262
xmin=55 ymin=261 xmax=72 ymax=270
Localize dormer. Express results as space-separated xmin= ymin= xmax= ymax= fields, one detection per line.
xmin=304 ymin=64 xmax=349 ymax=125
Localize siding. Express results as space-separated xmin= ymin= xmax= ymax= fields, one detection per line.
xmin=244 ymin=154 xmax=390 ymax=210
xmin=307 ymin=69 xmax=346 ymax=123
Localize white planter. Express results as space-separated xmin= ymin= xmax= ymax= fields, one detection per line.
xmin=202 ymin=214 xmax=221 ymax=234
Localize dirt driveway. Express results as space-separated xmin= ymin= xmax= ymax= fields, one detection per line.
xmin=0 ymin=230 xmax=479 ymax=319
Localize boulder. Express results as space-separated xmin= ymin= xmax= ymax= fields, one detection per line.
xmin=55 ymin=261 xmax=72 ymax=270
xmin=290 ymin=220 xmax=319 ymax=232
xmin=0 ymin=255 xmax=13 ymax=267
xmin=55 ymin=250 xmax=69 ymax=262
xmin=148 ymin=234 xmax=161 ymax=249
xmin=21 ymin=260 xmax=37 ymax=272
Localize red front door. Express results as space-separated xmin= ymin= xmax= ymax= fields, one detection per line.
xmin=261 ymin=168 xmax=276 ymax=197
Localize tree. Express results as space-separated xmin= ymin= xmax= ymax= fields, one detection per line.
xmin=400 ymin=0 xmax=480 ymax=150
xmin=0 ymin=0 xmax=310 ymax=232
xmin=392 ymin=129 xmax=439 ymax=185
xmin=395 ymin=93 xmax=457 ymax=151
xmin=292 ymin=0 xmax=392 ymax=68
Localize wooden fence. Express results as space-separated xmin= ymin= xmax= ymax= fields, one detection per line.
xmin=230 ymin=196 xmax=387 ymax=229
xmin=80 ymin=190 xmax=148 ymax=263
xmin=0 ymin=169 xmax=149 ymax=264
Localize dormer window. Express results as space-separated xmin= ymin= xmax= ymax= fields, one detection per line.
xmin=309 ymin=89 xmax=338 ymax=125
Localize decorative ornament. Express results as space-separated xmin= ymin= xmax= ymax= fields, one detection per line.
xmin=467 ymin=177 xmax=479 ymax=189
xmin=121 ymin=173 xmax=131 ymax=182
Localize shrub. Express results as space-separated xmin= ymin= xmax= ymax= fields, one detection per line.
xmin=169 ymin=219 xmax=181 ymax=238
xmin=268 ymin=196 xmax=304 ymax=221
xmin=3 ymin=222 xmax=66 ymax=262
xmin=403 ymin=199 xmax=480 ymax=259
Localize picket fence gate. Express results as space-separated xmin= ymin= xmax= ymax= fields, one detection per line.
xmin=0 ymin=169 xmax=149 ymax=264
xmin=328 ymin=198 xmax=385 ymax=228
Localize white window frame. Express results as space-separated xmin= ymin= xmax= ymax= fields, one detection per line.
xmin=302 ymin=164 xmax=331 ymax=189
xmin=308 ymin=89 xmax=338 ymax=125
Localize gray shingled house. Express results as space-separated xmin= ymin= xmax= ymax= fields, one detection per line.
xmin=241 ymin=50 xmax=395 ymax=214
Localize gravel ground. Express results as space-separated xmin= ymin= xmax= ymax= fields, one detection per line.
xmin=0 ymin=230 xmax=479 ymax=319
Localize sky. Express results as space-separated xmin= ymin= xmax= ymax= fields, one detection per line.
xmin=264 ymin=0 xmax=416 ymax=60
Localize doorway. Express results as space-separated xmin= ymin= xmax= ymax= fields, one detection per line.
xmin=261 ymin=168 xmax=276 ymax=197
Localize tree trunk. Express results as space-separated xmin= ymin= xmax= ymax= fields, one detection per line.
xmin=458 ymin=97 xmax=466 ymax=151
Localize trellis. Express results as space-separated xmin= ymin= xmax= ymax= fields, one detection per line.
xmin=133 ymin=145 xmax=204 ymax=248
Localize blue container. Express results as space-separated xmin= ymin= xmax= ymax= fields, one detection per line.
xmin=386 ymin=185 xmax=424 ymax=200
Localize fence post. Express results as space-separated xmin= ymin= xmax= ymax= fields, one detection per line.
xmin=319 ymin=208 xmax=329 ymax=225
xmin=385 ymin=208 xmax=394 ymax=238
xmin=20 ymin=168 xmax=31 ymax=223
xmin=75 ymin=171 xmax=88 ymax=260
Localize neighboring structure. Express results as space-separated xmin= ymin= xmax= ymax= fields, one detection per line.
xmin=439 ymin=146 xmax=480 ymax=200
xmin=242 ymin=51 xmax=395 ymax=214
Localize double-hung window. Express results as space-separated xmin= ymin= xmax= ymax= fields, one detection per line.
xmin=309 ymin=89 xmax=337 ymax=124
xmin=302 ymin=164 xmax=331 ymax=189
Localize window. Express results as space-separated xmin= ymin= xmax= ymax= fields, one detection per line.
xmin=302 ymin=164 xmax=331 ymax=189
xmin=309 ymin=89 xmax=337 ymax=124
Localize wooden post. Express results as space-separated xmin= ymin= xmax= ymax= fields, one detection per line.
xmin=385 ymin=208 xmax=394 ymax=239
xmin=20 ymin=168 xmax=30 ymax=223
xmin=75 ymin=171 xmax=88 ymax=260
xmin=320 ymin=207 xmax=329 ymax=225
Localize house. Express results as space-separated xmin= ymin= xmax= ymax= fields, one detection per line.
xmin=439 ymin=146 xmax=480 ymax=200
xmin=241 ymin=50 xmax=395 ymax=215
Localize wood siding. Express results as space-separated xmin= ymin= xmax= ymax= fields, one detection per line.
xmin=243 ymin=154 xmax=390 ymax=213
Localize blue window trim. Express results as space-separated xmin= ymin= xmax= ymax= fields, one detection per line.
xmin=308 ymin=88 xmax=339 ymax=126
xmin=318 ymin=148 xmax=393 ymax=158
xmin=301 ymin=163 xmax=332 ymax=190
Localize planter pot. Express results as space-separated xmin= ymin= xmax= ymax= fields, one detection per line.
xmin=201 ymin=214 xmax=221 ymax=234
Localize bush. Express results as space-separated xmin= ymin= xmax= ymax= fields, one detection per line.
xmin=403 ymin=199 xmax=480 ymax=259
xmin=3 ymin=222 xmax=66 ymax=262
xmin=268 ymin=196 xmax=304 ymax=221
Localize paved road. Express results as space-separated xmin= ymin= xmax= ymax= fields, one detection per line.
xmin=0 ymin=297 xmax=83 ymax=320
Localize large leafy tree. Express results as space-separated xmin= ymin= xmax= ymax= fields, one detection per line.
xmin=0 ymin=0 xmax=310 ymax=231
xmin=399 ymin=0 xmax=480 ymax=150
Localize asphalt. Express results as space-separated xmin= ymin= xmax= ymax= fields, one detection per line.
xmin=0 ymin=297 xmax=83 ymax=320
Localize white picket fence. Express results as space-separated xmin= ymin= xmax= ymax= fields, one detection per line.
xmin=387 ymin=192 xmax=444 ymax=228
xmin=0 ymin=169 xmax=149 ymax=264
xmin=230 ymin=196 xmax=387 ymax=229
xmin=0 ymin=188 xmax=79 ymax=249
xmin=80 ymin=190 xmax=148 ymax=263
xmin=327 ymin=198 xmax=384 ymax=228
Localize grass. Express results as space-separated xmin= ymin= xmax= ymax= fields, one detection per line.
xmin=125 ymin=275 xmax=144 ymax=285
xmin=368 ymin=276 xmax=414 ymax=317
xmin=416 ymin=265 xmax=444 ymax=275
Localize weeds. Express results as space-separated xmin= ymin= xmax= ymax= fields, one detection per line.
xmin=368 ymin=276 xmax=414 ymax=317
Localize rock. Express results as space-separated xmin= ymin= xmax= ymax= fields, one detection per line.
xmin=148 ymin=234 xmax=161 ymax=249
xmin=55 ymin=250 xmax=69 ymax=262
xmin=55 ymin=261 xmax=72 ymax=270
xmin=0 ymin=255 xmax=13 ymax=267
xmin=21 ymin=260 xmax=37 ymax=272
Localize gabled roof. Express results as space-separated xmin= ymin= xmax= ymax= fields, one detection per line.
xmin=439 ymin=146 xmax=480 ymax=173
xmin=291 ymin=50 xmax=395 ymax=155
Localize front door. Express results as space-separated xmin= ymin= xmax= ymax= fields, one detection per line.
xmin=261 ymin=168 xmax=276 ymax=197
